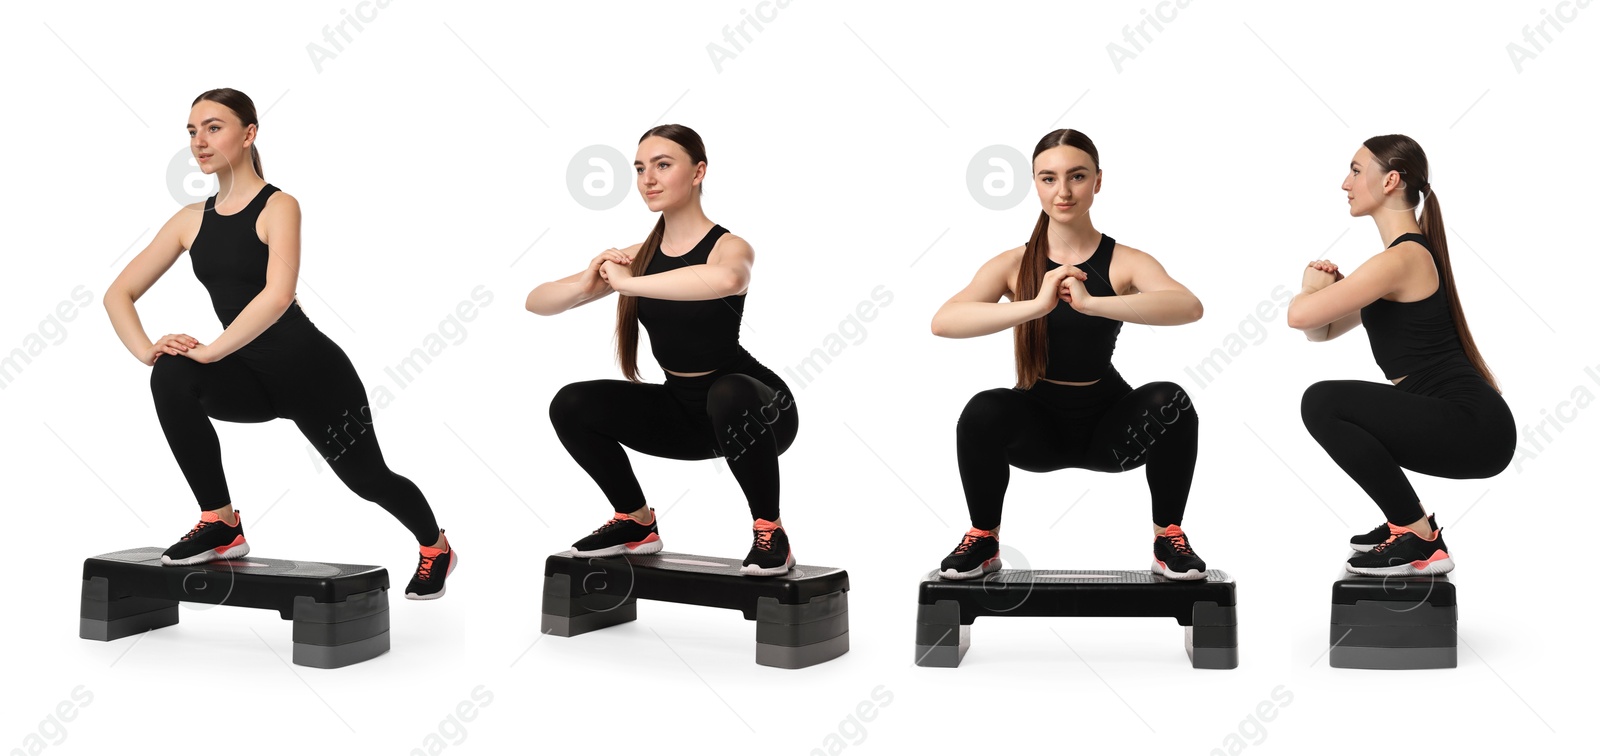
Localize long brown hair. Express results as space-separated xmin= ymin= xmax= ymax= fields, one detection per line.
xmin=192 ymin=88 xmax=263 ymax=178
xmin=615 ymin=124 xmax=708 ymax=381
xmin=1362 ymin=134 xmax=1499 ymax=393
xmin=1013 ymin=129 xmax=1100 ymax=389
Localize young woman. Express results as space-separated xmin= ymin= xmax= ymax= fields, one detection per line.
xmin=104 ymin=89 xmax=457 ymax=599
xmin=930 ymin=128 xmax=1209 ymax=581
xmin=527 ymin=124 xmax=800 ymax=577
xmin=1288 ymin=134 xmax=1515 ymax=577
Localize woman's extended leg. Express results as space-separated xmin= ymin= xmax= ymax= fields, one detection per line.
xmin=286 ymin=348 xmax=441 ymax=546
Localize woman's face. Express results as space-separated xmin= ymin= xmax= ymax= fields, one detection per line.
xmin=1033 ymin=144 xmax=1100 ymax=223
xmin=187 ymin=100 xmax=254 ymax=177
xmin=1343 ymin=146 xmax=1413 ymax=217
xmin=635 ymin=136 xmax=702 ymax=212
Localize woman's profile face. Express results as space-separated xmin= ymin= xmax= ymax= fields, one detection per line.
xmin=1033 ymin=144 xmax=1099 ymax=222
xmin=1342 ymin=146 xmax=1395 ymax=217
xmin=187 ymin=101 xmax=253 ymax=177
xmin=635 ymin=136 xmax=701 ymax=212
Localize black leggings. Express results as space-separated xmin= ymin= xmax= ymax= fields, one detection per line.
xmin=956 ymin=366 xmax=1198 ymax=531
xmin=548 ymin=353 xmax=798 ymax=521
xmin=148 ymin=317 xmax=441 ymax=545
xmin=1300 ymin=358 xmax=1516 ymax=525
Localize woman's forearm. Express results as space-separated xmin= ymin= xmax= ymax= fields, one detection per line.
xmin=931 ymin=299 xmax=1047 ymax=339
xmin=206 ymin=291 xmax=295 ymax=359
xmin=1083 ymin=290 xmax=1202 ymax=325
xmin=527 ymin=271 xmax=609 ymax=315
xmin=103 ymin=290 xmax=155 ymax=360
xmin=1306 ymin=309 xmax=1361 ymax=342
xmin=613 ymin=266 xmax=741 ymax=301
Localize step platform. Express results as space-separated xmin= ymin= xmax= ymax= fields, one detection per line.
xmin=542 ymin=551 xmax=850 ymax=669
xmin=915 ymin=569 xmax=1237 ymax=669
xmin=80 ymin=547 xmax=390 ymax=669
xmin=1329 ymin=573 xmax=1455 ymax=669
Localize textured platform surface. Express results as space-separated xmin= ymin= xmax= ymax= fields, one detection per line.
xmin=544 ymin=551 xmax=849 ymax=618
xmin=84 ymin=547 xmax=388 ymax=618
xmin=917 ymin=568 xmax=1236 ymax=624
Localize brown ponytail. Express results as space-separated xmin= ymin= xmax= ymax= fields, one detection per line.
xmin=1363 ymin=135 xmax=1499 ymax=393
xmin=614 ymin=124 xmax=708 ymax=381
xmin=192 ymin=88 xmax=263 ymax=178
xmin=1013 ymin=128 xmax=1100 ymax=389
xmin=615 ymin=216 xmax=667 ymax=381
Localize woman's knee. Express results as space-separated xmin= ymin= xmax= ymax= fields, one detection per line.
xmin=1300 ymin=381 xmax=1343 ymax=430
xmin=1134 ymin=381 xmax=1196 ymax=426
xmin=149 ymin=355 xmax=198 ymax=398
xmin=706 ymin=374 xmax=766 ymax=417
xmin=710 ymin=374 xmax=794 ymax=446
xmin=957 ymin=388 xmax=1019 ymax=441
xmin=549 ymin=381 xmax=603 ymax=431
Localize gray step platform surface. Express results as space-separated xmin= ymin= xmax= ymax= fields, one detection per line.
xmin=542 ymin=551 xmax=849 ymax=669
xmin=916 ymin=568 xmax=1237 ymax=669
xmin=80 ymin=547 xmax=390 ymax=669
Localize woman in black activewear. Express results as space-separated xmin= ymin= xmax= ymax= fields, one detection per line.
xmin=1288 ymin=134 xmax=1515 ymax=577
xmin=526 ymin=124 xmax=799 ymax=577
xmin=930 ymin=129 xmax=1211 ymax=582
xmin=103 ymin=89 xmax=457 ymax=599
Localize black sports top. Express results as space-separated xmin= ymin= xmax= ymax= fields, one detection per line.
xmin=1042 ymin=233 xmax=1121 ymax=382
xmin=635 ymin=224 xmax=747 ymax=372
xmin=1360 ymin=232 xmax=1465 ymax=379
xmin=189 ymin=183 xmax=305 ymax=328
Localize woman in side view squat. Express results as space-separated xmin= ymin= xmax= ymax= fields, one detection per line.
xmin=1289 ymin=134 xmax=1514 ymax=577
xmin=527 ymin=124 xmax=800 ymax=577
xmin=104 ymin=89 xmax=457 ymax=599
xmin=930 ymin=128 xmax=1210 ymax=581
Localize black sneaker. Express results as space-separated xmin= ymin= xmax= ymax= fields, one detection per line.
xmin=1345 ymin=523 xmax=1454 ymax=577
xmin=1152 ymin=524 xmax=1208 ymax=580
xmin=939 ymin=527 xmax=1000 ymax=580
xmin=406 ymin=530 xmax=457 ymax=600
xmin=161 ymin=509 xmax=249 ymax=566
xmin=740 ymin=519 xmax=795 ymax=576
xmin=1351 ymin=513 xmax=1438 ymax=552
xmin=571 ymin=510 xmax=663 ymax=557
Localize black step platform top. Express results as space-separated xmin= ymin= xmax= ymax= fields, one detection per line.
xmin=545 ymin=551 xmax=848 ymax=618
xmin=83 ymin=547 xmax=388 ymax=619
xmin=918 ymin=569 xmax=1235 ymax=625
xmin=1331 ymin=573 xmax=1454 ymax=607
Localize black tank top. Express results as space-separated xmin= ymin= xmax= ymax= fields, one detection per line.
xmin=189 ymin=183 xmax=306 ymax=328
xmin=1361 ymin=232 xmax=1465 ymax=379
xmin=1042 ymin=233 xmax=1121 ymax=382
xmin=635 ymin=224 xmax=747 ymax=372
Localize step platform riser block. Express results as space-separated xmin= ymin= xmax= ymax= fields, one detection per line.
xmin=542 ymin=552 xmax=850 ymax=669
xmin=1329 ymin=575 xmax=1457 ymax=670
xmin=915 ymin=570 xmax=1237 ymax=669
xmin=79 ymin=548 xmax=390 ymax=668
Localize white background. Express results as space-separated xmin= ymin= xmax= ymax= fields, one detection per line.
xmin=1 ymin=1 xmax=1591 ymax=753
